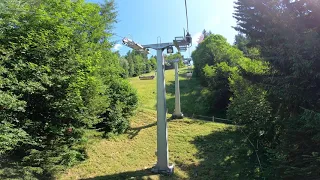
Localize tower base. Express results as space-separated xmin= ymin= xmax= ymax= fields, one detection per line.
xmin=172 ymin=112 xmax=184 ymax=119
xmin=151 ymin=164 xmax=174 ymax=175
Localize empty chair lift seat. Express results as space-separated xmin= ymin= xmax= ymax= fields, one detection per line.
xmin=186 ymin=72 xmax=192 ymax=78
xmin=139 ymin=75 xmax=155 ymax=80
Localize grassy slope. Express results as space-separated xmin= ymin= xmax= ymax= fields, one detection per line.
xmin=59 ymin=68 xmax=246 ymax=180
xmin=130 ymin=68 xmax=209 ymax=115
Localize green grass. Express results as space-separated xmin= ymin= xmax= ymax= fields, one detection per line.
xmin=129 ymin=68 xmax=210 ymax=116
xmin=59 ymin=68 xmax=250 ymax=180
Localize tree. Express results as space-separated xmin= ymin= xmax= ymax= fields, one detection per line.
xmin=124 ymin=50 xmax=154 ymax=77
xmin=149 ymin=56 xmax=157 ymax=70
xmin=119 ymin=57 xmax=129 ymax=78
xmin=192 ymin=34 xmax=243 ymax=81
xmin=126 ymin=51 xmax=135 ymax=77
xmin=133 ymin=55 xmax=145 ymax=75
xmin=0 ymin=0 xmax=137 ymax=178
xmin=192 ymin=34 xmax=248 ymax=114
xmin=234 ymin=33 xmax=249 ymax=54
xmin=144 ymin=58 xmax=151 ymax=73
xmin=202 ymin=29 xmax=212 ymax=39
xmin=234 ymin=0 xmax=320 ymax=178
xmin=164 ymin=52 xmax=185 ymax=70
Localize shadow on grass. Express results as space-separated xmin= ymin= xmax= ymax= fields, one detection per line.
xmin=79 ymin=168 xmax=151 ymax=180
xmin=165 ymin=71 xmax=229 ymax=118
xmin=80 ymin=128 xmax=259 ymax=180
xmin=178 ymin=128 xmax=261 ymax=180
xmin=127 ymin=121 xmax=157 ymax=139
xmin=80 ymin=168 xmax=181 ymax=180
xmin=127 ymin=118 xmax=173 ymax=139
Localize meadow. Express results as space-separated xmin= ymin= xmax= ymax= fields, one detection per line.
xmin=59 ymin=69 xmax=249 ymax=180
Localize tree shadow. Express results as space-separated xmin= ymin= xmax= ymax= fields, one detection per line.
xmin=166 ymin=71 xmax=229 ymax=118
xmin=126 ymin=118 xmax=173 ymax=139
xmin=79 ymin=169 xmax=149 ymax=180
xmin=176 ymin=128 xmax=261 ymax=180
xmin=80 ymin=168 xmax=182 ymax=180
xmin=81 ymin=127 xmax=260 ymax=180
xmin=126 ymin=122 xmax=157 ymax=140
xmin=80 ymin=168 xmax=159 ymax=180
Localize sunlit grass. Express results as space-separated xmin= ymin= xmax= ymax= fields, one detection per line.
xmin=59 ymin=68 xmax=244 ymax=180
xmin=129 ymin=68 xmax=208 ymax=116
xmin=128 ymin=71 xmax=157 ymax=111
xmin=60 ymin=109 xmax=234 ymax=180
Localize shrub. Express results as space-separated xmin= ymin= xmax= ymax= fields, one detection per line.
xmin=227 ymin=78 xmax=273 ymax=141
xmin=202 ymin=62 xmax=237 ymax=115
xmin=97 ymin=79 xmax=138 ymax=137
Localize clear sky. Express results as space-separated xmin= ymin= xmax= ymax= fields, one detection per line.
xmin=87 ymin=0 xmax=238 ymax=57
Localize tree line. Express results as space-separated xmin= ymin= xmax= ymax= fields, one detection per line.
xmin=192 ymin=0 xmax=320 ymax=179
xmin=117 ymin=50 xmax=155 ymax=78
xmin=118 ymin=50 xmax=185 ymax=78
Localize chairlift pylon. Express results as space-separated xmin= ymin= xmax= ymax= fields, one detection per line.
xmin=120 ymin=1 xmax=193 ymax=175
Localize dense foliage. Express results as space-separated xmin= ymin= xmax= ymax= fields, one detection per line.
xmin=192 ymin=0 xmax=320 ymax=179
xmin=118 ymin=51 xmax=184 ymax=77
xmin=164 ymin=52 xmax=186 ymax=70
xmin=0 ymin=0 xmax=137 ymax=179
xmin=192 ymin=34 xmax=245 ymax=115
xmin=119 ymin=50 xmax=155 ymax=77
xmin=233 ymin=0 xmax=320 ymax=179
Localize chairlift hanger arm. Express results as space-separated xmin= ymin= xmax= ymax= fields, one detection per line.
xmin=142 ymin=43 xmax=174 ymax=50
xmin=122 ymin=37 xmax=149 ymax=54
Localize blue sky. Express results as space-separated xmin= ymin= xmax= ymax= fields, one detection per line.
xmin=87 ymin=0 xmax=238 ymax=57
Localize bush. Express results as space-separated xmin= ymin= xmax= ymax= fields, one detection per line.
xmin=227 ymin=77 xmax=273 ymax=141
xmin=97 ymin=79 xmax=138 ymax=137
xmin=203 ymin=63 xmax=236 ymax=114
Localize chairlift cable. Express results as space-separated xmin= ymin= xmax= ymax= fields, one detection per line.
xmin=184 ymin=0 xmax=189 ymax=33
xmin=112 ymin=33 xmax=125 ymax=39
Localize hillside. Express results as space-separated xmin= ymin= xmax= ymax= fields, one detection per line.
xmin=59 ymin=69 xmax=247 ymax=180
